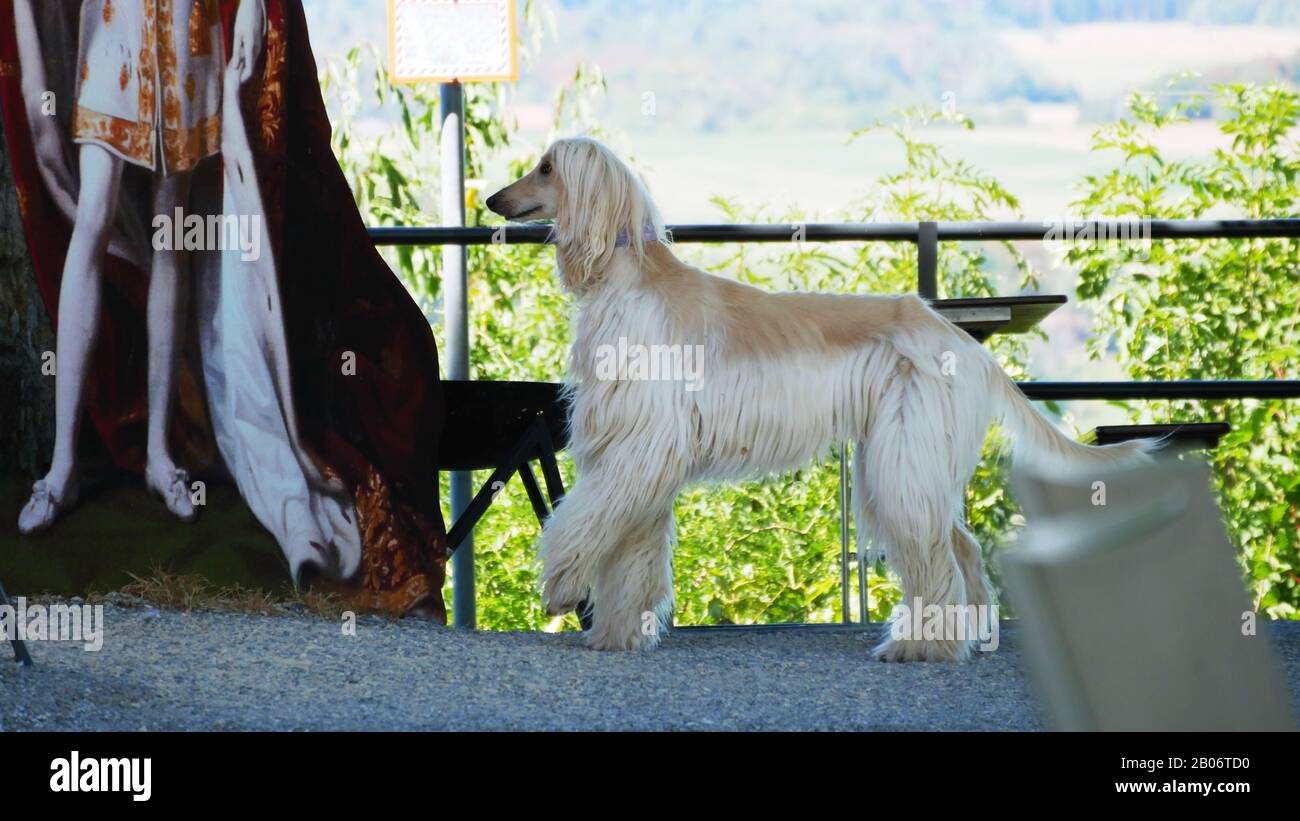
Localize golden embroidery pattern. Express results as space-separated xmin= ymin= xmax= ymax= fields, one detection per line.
xmin=256 ymin=19 xmax=286 ymax=153
xmin=72 ymin=0 xmax=220 ymax=174
xmin=73 ymin=105 xmax=153 ymax=165
xmin=163 ymin=114 xmax=220 ymax=173
xmin=189 ymin=0 xmax=215 ymax=57
xmin=138 ymin=0 xmax=157 ymax=143
xmin=300 ymin=466 xmax=446 ymax=618
xmin=351 ymin=467 xmax=446 ymax=617
xmin=158 ymin=0 xmax=220 ymax=171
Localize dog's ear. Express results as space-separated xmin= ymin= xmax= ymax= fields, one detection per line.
xmin=552 ymin=140 xmax=653 ymax=293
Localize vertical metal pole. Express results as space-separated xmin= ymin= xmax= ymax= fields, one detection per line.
xmin=838 ymin=444 xmax=850 ymax=624
xmin=0 ymin=579 xmax=32 ymax=666
xmin=917 ymin=220 xmax=938 ymax=299
xmin=842 ymin=442 xmax=870 ymax=624
xmin=441 ymin=81 xmax=474 ymax=629
xmin=858 ymin=531 xmax=870 ymax=625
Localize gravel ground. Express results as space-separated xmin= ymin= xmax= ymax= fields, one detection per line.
xmin=3 ymin=604 xmax=1298 ymax=731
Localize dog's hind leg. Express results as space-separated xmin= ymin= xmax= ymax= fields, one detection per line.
xmin=586 ymin=504 xmax=676 ymax=651
xmin=951 ymin=521 xmax=994 ymax=612
xmin=869 ymin=520 xmax=972 ymax=662
xmin=857 ymin=370 xmax=976 ymax=662
xmin=870 ymin=519 xmax=973 ymax=662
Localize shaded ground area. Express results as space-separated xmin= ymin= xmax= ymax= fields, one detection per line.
xmin=0 ymin=474 xmax=288 ymax=596
xmin=4 ymin=605 xmax=1298 ymax=731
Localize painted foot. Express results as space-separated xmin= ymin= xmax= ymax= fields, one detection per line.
xmin=147 ymin=464 xmax=198 ymax=523
xmin=17 ymin=475 xmax=79 ymax=535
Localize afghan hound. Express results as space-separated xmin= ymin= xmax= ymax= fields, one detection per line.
xmin=485 ymin=137 xmax=1154 ymax=661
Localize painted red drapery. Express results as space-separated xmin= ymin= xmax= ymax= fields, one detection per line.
xmin=0 ymin=0 xmax=448 ymax=618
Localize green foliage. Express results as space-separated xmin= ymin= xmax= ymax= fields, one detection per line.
xmin=1068 ymin=83 xmax=1300 ymax=617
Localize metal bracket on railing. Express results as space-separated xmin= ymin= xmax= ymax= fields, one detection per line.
xmin=917 ymin=221 xmax=938 ymax=299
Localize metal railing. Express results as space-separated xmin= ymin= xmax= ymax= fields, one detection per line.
xmin=369 ymin=218 xmax=1300 ymax=246
xmin=368 ymin=218 xmax=1300 ymax=631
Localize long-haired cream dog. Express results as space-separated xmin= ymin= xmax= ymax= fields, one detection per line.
xmin=486 ymin=137 xmax=1153 ymax=661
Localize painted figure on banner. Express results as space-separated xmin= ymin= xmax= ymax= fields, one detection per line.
xmin=1 ymin=0 xmax=449 ymax=618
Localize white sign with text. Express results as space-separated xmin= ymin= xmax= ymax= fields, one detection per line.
xmin=389 ymin=0 xmax=517 ymax=83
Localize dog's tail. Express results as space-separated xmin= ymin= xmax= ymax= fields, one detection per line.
xmin=983 ymin=356 xmax=1162 ymax=474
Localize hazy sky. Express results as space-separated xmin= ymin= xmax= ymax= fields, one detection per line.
xmin=302 ymin=1 xmax=1299 ymax=219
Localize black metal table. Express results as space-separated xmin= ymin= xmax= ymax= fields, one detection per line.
xmin=1083 ymin=421 xmax=1231 ymax=453
xmin=436 ymin=380 xmax=590 ymax=625
xmin=932 ymin=294 xmax=1068 ymax=341
xmin=438 ymin=380 xmax=569 ymax=548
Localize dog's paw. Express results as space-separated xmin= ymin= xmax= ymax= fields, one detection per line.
xmin=872 ymin=636 xmax=971 ymax=663
xmin=539 ymin=556 xmax=592 ymax=615
xmin=585 ymin=620 xmax=662 ymax=652
xmin=541 ymin=576 xmax=587 ymax=616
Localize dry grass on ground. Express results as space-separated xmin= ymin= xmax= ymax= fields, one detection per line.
xmin=28 ymin=566 xmax=354 ymax=620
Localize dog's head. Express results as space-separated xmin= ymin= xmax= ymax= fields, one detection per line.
xmin=486 ymin=137 xmax=664 ymax=292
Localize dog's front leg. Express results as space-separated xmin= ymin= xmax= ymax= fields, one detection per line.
xmin=538 ymin=464 xmax=661 ymax=617
xmin=586 ymin=504 xmax=676 ymax=651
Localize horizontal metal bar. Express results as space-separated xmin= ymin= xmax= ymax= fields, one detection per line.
xmin=935 ymin=219 xmax=1300 ymax=241
xmin=1015 ymin=380 xmax=1300 ymax=401
xmin=671 ymin=621 xmax=875 ymax=635
xmin=367 ymin=218 xmax=1300 ymax=246
xmin=370 ymin=225 xmax=553 ymax=245
xmin=669 ymin=223 xmax=922 ymax=243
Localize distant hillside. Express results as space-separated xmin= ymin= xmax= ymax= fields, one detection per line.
xmin=302 ymin=0 xmax=1300 ymax=131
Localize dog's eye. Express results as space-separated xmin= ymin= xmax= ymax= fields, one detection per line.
xmin=539 ymin=161 xmax=552 ymax=176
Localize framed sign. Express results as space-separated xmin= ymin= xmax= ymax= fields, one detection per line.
xmin=388 ymin=0 xmax=518 ymax=84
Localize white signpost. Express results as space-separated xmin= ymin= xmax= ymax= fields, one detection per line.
xmin=389 ymin=0 xmax=518 ymax=629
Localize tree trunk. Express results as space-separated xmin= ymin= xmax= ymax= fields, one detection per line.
xmin=0 ymin=115 xmax=55 ymax=478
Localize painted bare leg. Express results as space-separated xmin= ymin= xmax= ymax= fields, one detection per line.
xmin=144 ymin=169 xmax=197 ymax=521
xmin=18 ymin=144 xmax=123 ymax=534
